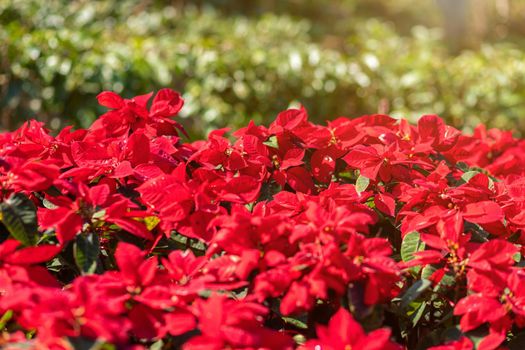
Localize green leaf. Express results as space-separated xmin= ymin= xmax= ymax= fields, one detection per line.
xmin=0 ymin=193 xmax=38 ymax=246
xmin=337 ymin=171 xmax=354 ymax=180
xmin=355 ymin=175 xmax=370 ymax=193
xmin=400 ymin=231 xmax=425 ymax=263
xmin=0 ymin=310 xmax=13 ymax=329
xmin=420 ymin=264 xmax=436 ymax=280
xmin=465 ymin=326 xmax=490 ymax=348
xmin=282 ymin=316 xmax=308 ymax=329
xmin=144 ymin=216 xmax=160 ymax=231
xmin=410 ymin=301 xmax=427 ymax=327
xmin=293 ymin=334 xmax=306 ymax=345
xmin=413 ymin=165 xmax=431 ymax=177
xmin=171 ymin=232 xmax=188 ymax=245
xmin=421 ymin=265 xmax=455 ymax=287
xmin=401 ymin=279 xmax=432 ymax=309
xmin=42 ymin=198 xmax=58 ymax=209
xmin=189 ymin=238 xmax=207 ymax=252
xmin=74 ymin=233 xmax=100 ymax=275
xmin=263 ymin=135 xmax=279 ymax=149
xmin=461 ymin=170 xmax=480 ymax=183
xmin=464 ymin=222 xmax=489 ymax=243
xmin=149 ymin=340 xmax=164 ymax=350
xmin=92 ymin=209 xmax=106 ymax=220
xmin=198 ymin=289 xmax=212 ymax=298
xmin=258 ymin=182 xmax=282 ymax=202
xmin=455 ymin=162 xmax=470 ymax=172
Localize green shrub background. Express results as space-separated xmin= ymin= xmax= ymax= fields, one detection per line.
xmin=2 ymin=0 xmax=525 ymax=137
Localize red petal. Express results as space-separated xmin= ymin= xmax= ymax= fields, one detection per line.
xmin=164 ymin=311 xmax=196 ymax=336
xmin=96 ymin=91 xmax=124 ymax=109
xmin=111 ymin=218 xmax=154 ymax=240
xmin=462 ymin=201 xmax=504 ymax=224
xmin=420 ymin=233 xmax=448 ymax=251
xmin=286 ymin=167 xmax=314 ymax=194
xmin=374 ymin=193 xmax=396 ymax=216
xmin=5 ymin=244 xmax=61 ymax=265
xmin=151 ymin=89 xmax=184 ymax=117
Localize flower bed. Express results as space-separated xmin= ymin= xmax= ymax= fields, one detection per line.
xmin=1 ymin=89 xmax=525 ymax=349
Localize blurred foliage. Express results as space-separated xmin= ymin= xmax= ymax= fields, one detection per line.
xmin=1 ymin=0 xmax=525 ymax=137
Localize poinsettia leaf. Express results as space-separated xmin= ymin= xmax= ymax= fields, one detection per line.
xmin=258 ymin=182 xmax=282 ymax=202
xmin=401 ymin=279 xmax=431 ymax=309
xmin=413 ymin=165 xmax=430 ymax=176
xmin=263 ymin=135 xmax=279 ymax=149
xmin=465 ymin=325 xmax=490 ymax=348
xmin=144 ymin=216 xmax=160 ymax=231
xmin=150 ymin=340 xmax=164 ymax=350
xmin=282 ymin=316 xmax=308 ymax=329
xmin=421 ymin=264 xmax=437 ymax=280
xmin=460 ymin=170 xmax=480 ymax=183
xmin=355 ymin=174 xmax=370 ymax=193
xmin=189 ymin=238 xmax=207 ymax=252
xmin=410 ymin=301 xmax=427 ymax=327
xmin=293 ymin=334 xmax=306 ymax=345
xmin=421 ymin=265 xmax=455 ymax=287
xmin=171 ymin=232 xmax=188 ymax=245
xmin=0 ymin=193 xmax=38 ymax=246
xmin=92 ymin=209 xmax=106 ymax=220
xmin=464 ymin=222 xmax=490 ymax=243
xmin=401 ymin=231 xmax=425 ymax=263
xmin=74 ymin=233 xmax=100 ymax=275
xmin=0 ymin=310 xmax=13 ymax=329
xmin=42 ymin=198 xmax=58 ymax=209
xmin=455 ymin=162 xmax=470 ymax=172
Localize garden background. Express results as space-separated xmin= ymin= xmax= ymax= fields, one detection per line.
xmin=2 ymin=0 xmax=525 ymax=136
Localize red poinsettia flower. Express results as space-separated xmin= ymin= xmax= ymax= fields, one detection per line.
xmin=89 ymin=88 xmax=185 ymax=140
xmin=39 ymin=182 xmax=152 ymax=244
xmin=184 ymin=294 xmax=293 ymax=350
xmin=300 ymin=307 xmax=401 ymax=350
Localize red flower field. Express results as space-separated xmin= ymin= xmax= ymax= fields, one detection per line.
xmin=2 ymin=89 xmax=525 ymax=349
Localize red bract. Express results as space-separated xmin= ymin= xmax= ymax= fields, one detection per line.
xmin=38 ymin=182 xmax=152 ymax=243
xmin=300 ymin=308 xmax=401 ymax=350
xmin=184 ymin=295 xmax=293 ymax=350
xmin=0 ymin=240 xmax=60 ymax=311
xmin=16 ymin=276 xmax=132 ymax=346
xmin=0 ymin=158 xmax=59 ymax=194
xmin=90 ymin=89 xmax=185 ymax=139
xmin=4 ymin=88 xmax=525 ymax=349
xmin=417 ymin=114 xmax=460 ymax=152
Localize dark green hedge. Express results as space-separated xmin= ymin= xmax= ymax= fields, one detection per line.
xmin=2 ymin=1 xmax=525 ymax=137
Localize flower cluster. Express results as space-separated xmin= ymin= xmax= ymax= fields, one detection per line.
xmin=1 ymin=89 xmax=525 ymax=349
